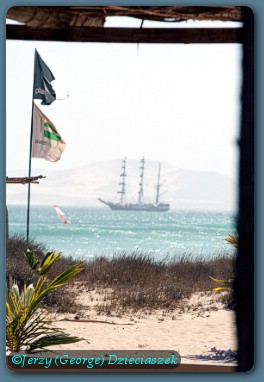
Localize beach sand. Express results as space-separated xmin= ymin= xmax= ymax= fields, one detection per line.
xmin=49 ymin=289 xmax=237 ymax=367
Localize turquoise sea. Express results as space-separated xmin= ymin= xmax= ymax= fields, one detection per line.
xmin=7 ymin=205 xmax=237 ymax=261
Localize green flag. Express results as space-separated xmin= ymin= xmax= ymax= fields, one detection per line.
xmin=32 ymin=103 xmax=66 ymax=162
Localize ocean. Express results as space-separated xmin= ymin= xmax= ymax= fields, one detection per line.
xmin=7 ymin=205 xmax=237 ymax=261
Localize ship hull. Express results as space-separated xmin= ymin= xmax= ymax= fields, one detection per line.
xmin=109 ymin=204 xmax=170 ymax=212
xmin=98 ymin=198 xmax=170 ymax=212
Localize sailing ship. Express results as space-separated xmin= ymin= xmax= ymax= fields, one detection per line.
xmin=98 ymin=157 xmax=170 ymax=212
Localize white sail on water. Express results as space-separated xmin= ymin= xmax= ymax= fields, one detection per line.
xmin=53 ymin=205 xmax=71 ymax=224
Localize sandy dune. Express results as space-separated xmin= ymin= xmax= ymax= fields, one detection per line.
xmin=49 ymin=290 xmax=237 ymax=367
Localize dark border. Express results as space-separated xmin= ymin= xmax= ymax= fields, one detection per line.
xmin=236 ymin=6 xmax=254 ymax=372
xmin=2 ymin=1 xmax=263 ymax=381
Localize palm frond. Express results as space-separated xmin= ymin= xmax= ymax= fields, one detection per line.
xmin=210 ymin=275 xmax=233 ymax=291
xmin=6 ymin=250 xmax=84 ymax=353
xmin=38 ymin=252 xmax=61 ymax=275
xmin=27 ymin=333 xmax=82 ymax=353
xmin=24 ymin=249 xmax=40 ymax=269
xmin=224 ymin=233 xmax=239 ymax=248
xmin=46 ymin=261 xmax=85 ymax=289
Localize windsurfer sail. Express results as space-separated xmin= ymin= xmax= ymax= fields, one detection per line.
xmin=53 ymin=205 xmax=71 ymax=224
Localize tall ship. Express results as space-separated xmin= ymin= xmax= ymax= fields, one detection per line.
xmin=98 ymin=157 xmax=170 ymax=212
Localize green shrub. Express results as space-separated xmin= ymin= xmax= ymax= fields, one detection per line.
xmin=6 ymin=235 xmax=79 ymax=312
xmin=210 ymin=234 xmax=238 ymax=293
xmin=6 ymin=249 xmax=84 ymax=353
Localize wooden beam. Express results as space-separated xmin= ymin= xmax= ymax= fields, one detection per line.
xmin=6 ymin=175 xmax=46 ymax=184
xmin=6 ymin=25 xmax=242 ymax=44
xmin=236 ymin=7 xmax=254 ymax=372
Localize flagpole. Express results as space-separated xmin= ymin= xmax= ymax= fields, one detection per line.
xmin=26 ymin=49 xmax=57 ymax=242
xmin=26 ymin=50 xmax=36 ymax=243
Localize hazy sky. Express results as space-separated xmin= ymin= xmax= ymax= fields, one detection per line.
xmin=6 ymin=17 xmax=242 ymax=180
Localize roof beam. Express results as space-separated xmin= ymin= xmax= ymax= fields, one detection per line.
xmin=6 ymin=175 xmax=46 ymax=184
xmin=6 ymin=25 xmax=242 ymax=44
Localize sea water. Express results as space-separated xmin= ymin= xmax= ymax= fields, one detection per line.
xmin=7 ymin=205 xmax=237 ymax=261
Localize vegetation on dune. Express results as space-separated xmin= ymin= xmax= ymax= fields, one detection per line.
xmin=6 ymin=235 xmax=236 ymax=320
xmin=6 ymin=246 xmax=84 ymax=353
xmin=211 ymin=233 xmax=238 ymax=291
xmin=79 ymin=252 xmax=235 ymax=314
xmin=209 ymin=233 xmax=238 ymax=310
xmin=224 ymin=233 xmax=239 ymax=248
xmin=6 ymin=235 xmax=79 ymax=312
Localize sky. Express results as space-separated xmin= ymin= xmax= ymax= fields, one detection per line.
xmin=6 ymin=17 xmax=242 ymax=181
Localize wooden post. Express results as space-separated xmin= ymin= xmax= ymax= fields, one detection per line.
xmin=6 ymin=206 xmax=8 ymax=242
xmin=236 ymin=7 xmax=254 ymax=372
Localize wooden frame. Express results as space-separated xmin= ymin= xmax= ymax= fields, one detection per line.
xmin=6 ymin=25 xmax=242 ymax=44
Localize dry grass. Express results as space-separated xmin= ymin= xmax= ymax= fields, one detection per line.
xmin=78 ymin=252 xmax=235 ymax=314
xmin=6 ymin=236 xmax=235 ymax=315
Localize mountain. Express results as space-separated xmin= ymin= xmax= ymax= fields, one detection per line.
xmin=6 ymin=159 xmax=237 ymax=211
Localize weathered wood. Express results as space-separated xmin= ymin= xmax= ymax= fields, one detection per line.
xmin=6 ymin=206 xmax=8 ymax=241
xmin=6 ymin=6 xmax=243 ymax=27
xmin=6 ymin=175 xmax=46 ymax=184
xmin=6 ymin=25 xmax=242 ymax=44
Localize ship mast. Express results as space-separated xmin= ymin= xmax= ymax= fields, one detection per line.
xmin=137 ymin=156 xmax=145 ymax=204
xmin=117 ymin=157 xmax=126 ymax=205
xmin=155 ymin=162 xmax=161 ymax=205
